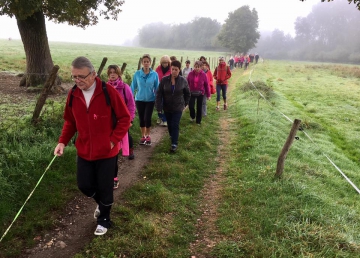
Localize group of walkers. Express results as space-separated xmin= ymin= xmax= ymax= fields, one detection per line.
xmin=53 ymin=54 xmax=232 ymax=236
xmin=228 ymin=53 xmax=260 ymax=70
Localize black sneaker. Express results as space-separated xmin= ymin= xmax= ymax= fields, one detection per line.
xmin=128 ymin=148 xmax=135 ymax=160
xmin=170 ymin=144 xmax=177 ymax=153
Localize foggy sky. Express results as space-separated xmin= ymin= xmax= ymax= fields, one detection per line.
xmin=0 ymin=0 xmax=317 ymax=45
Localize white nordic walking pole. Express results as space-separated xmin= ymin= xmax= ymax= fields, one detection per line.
xmin=0 ymin=155 xmax=57 ymax=243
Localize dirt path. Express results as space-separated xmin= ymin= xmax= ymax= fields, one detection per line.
xmin=0 ymin=73 xmax=168 ymax=257
xmin=189 ymin=69 xmax=243 ymax=257
xmin=21 ymin=126 xmax=167 ymax=258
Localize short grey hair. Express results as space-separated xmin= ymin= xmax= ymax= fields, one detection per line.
xmin=71 ymin=56 xmax=95 ymax=72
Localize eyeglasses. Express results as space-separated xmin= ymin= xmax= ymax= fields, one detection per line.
xmin=71 ymin=72 xmax=92 ymax=81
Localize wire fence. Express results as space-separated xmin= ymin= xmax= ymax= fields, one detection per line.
xmin=247 ymin=64 xmax=360 ymax=194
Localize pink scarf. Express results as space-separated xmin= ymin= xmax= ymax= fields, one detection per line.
xmin=108 ymin=77 xmax=122 ymax=88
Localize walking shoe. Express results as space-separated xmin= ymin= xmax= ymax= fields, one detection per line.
xmin=156 ymin=118 xmax=161 ymax=124
xmin=128 ymin=148 xmax=135 ymax=160
xmin=162 ymin=121 xmax=168 ymax=127
xmin=94 ymin=205 xmax=100 ymax=219
xmin=216 ymin=106 xmax=219 ymax=111
xmin=145 ymin=136 xmax=152 ymax=146
xmin=189 ymin=118 xmax=195 ymax=122
xmin=170 ymin=144 xmax=177 ymax=153
xmin=224 ymin=104 xmax=227 ymax=110
xmin=113 ymin=177 xmax=119 ymax=189
xmin=94 ymin=225 xmax=108 ymax=236
xmin=139 ymin=136 xmax=146 ymax=145
xmin=197 ymin=123 xmax=201 ymax=126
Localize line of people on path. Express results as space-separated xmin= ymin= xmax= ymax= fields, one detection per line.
xmin=228 ymin=53 xmax=260 ymax=70
xmin=53 ymin=54 xmax=232 ymax=236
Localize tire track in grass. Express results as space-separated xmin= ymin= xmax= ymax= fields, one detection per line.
xmin=189 ymin=68 xmax=245 ymax=258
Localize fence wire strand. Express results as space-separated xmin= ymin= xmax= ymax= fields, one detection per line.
xmin=247 ymin=64 xmax=360 ymax=194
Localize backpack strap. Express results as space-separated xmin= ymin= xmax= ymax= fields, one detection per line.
xmin=69 ymin=84 xmax=77 ymax=107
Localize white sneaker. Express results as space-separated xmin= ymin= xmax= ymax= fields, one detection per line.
xmin=94 ymin=225 xmax=107 ymax=236
xmin=159 ymin=121 xmax=164 ymax=126
xmin=162 ymin=121 xmax=168 ymax=127
xmin=94 ymin=205 xmax=100 ymax=219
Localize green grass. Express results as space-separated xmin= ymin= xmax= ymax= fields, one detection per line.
xmin=0 ymin=39 xmax=226 ymax=84
xmin=1 ymin=40 xmax=360 ymax=257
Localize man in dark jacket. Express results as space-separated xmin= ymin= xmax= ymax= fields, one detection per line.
xmin=155 ymin=60 xmax=190 ymax=152
xmin=54 ymin=56 xmax=131 ymax=236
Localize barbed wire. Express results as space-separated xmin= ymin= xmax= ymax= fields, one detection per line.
xmin=247 ymin=64 xmax=360 ymax=194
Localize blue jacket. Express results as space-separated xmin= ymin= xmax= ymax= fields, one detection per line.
xmin=130 ymin=68 xmax=159 ymax=102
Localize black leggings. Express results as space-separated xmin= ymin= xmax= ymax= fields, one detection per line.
xmin=136 ymin=101 xmax=155 ymax=128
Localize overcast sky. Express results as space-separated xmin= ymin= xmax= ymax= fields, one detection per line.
xmin=0 ymin=0 xmax=317 ymax=45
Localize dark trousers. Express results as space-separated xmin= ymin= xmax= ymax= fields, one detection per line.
xmin=164 ymin=111 xmax=182 ymax=146
xmin=216 ymin=85 xmax=227 ymax=102
xmin=189 ymin=95 xmax=204 ymax=124
xmin=136 ymin=101 xmax=155 ymax=128
xmin=77 ymin=155 xmax=116 ymax=228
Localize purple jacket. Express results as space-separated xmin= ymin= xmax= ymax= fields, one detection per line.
xmin=187 ymin=70 xmax=210 ymax=98
xmin=108 ymin=79 xmax=136 ymax=121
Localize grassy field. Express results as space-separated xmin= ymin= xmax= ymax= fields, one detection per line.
xmin=0 ymin=39 xmax=225 ymax=83
xmin=1 ymin=40 xmax=360 ymax=257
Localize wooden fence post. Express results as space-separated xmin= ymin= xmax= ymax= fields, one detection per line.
xmin=120 ymin=63 xmax=127 ymax=75
xmin=97 ymin=57 xmax=108 ymax=77
xmin=180 ymin=56 xmax=183 ymax=65
xmin=151 ymin=57 xmax=156 ymax=70
xmin=137 ymin=57 xmax=142 ymax=70
xmin=31 ymin=65 xmax=60 ymax=124
xmin=275 ymin=119 xmax=302 ymax=178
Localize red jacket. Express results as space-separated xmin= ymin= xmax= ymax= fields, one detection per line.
xmin=155 ymin=65 xmax=171 ymax=82
xmin=213 ymin=63 xmax=231 ymax=85
xmin=59 ymin=77 xmax=131 ymax=161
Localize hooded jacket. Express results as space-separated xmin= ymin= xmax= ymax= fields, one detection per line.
xmin=59 ymin=77 xmax=131 ymax=161
xmin=130 ymin=68 xmax=159 ymax=102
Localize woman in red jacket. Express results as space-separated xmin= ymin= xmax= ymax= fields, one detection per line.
xmin=213 ymin=57 xmax=231 ymax=110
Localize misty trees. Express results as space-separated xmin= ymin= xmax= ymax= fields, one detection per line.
xmin=138 ymin=18 xmax=221 ymax=50
xmin=138 ymin=17 xmax=222 ymax=50
xmin=294 ymin=1 xmax=360 ymax=62
xmin=217 ymin=6 xmax=260 ymax=54
xmin=253 ymin=1 xmax=360 ymax=63
xmin=0 ymin=0 xmax=124 ymax=87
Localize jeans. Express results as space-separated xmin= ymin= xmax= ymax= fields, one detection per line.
xmin=202 ymin=95 xmax=207 ymax=116
xmin=164 ymin=111 xmax=183 ymax=146
xmin=189 ymin=95 xmax=204 ymax=124
xmin=216 ymin=85 xmax=227 ymax=102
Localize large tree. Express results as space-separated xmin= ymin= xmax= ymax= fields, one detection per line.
xmin=217 ymin=6 xmax=260 ymax=54
xmin=300 ymin=0 xmax=360 ymax=10
xmin=0 ymin=0 xmax=124 ymax=87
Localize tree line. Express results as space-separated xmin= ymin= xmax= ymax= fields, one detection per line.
xmin=137 ymin=6 xmax=260 ymax=54
xmin=253 ymin=1 xmax=360 ymax=63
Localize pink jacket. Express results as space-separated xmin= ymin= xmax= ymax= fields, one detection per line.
xmin=187 ymin=70 xmax=210 ymax=98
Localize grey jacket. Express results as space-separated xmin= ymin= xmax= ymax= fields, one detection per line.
xmin=156 ymin=75 xmax=191 ymax=113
